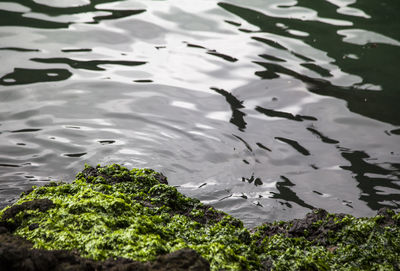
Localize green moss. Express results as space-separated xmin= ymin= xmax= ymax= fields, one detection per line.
xmin=190 ymin=208 xmax=204 ymax=218
xmin=2 ymin=164 xmax=259 ymax=270
xmin=1 ymin=164 xmax=400 ymax=270
xmin=252 ymin=211 xmax=400 ymax=270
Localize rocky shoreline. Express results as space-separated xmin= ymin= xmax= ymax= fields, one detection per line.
xmin=1 ymin=164 xmax=399 ymax=270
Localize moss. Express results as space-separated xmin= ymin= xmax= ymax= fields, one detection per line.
xmin=190 ymin=208 xmax=204 ymax=218
xmin=252 ymin=209 xmax=400 ymax=270
xmin=1 ymin=164 xmax=259 ymax=271
xmin=1 ymin=164 xmax=400 ymax=270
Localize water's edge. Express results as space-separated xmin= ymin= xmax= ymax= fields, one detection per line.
xmin=1 ymin=164 xmax=399 ymax=270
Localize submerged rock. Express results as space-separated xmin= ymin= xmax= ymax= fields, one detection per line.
xmin=0 ymin=164 xmax=399 ymax=270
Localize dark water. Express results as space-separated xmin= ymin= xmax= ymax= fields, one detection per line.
xmin=0 ymin=0 xmax=399 ymax=227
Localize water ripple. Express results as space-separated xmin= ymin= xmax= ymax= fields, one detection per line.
xmin=0 ymin=0 xmax=399 ymax=226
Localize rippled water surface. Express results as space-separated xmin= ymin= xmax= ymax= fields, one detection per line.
xmin=1 ymin=0 xmax=399 ymax=226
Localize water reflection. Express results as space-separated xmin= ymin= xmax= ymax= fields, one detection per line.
xmin=219 ymin=1 xmax=400 ymax=125
xmin=0 ymin=68 xmax=72 ymax=85
xmin=31 ymin=58 xmax=146 ymax=71
xmin=0 ymin=0 xmax=399 ymax=227
xmin=271 ymin=176 xmax=315 ymax=210
xmin=341 ymin=150 xmax=400 ymax=210
xmin=0 ymin=0 xmax=144 ymax=28
xmin=211 ymin=87 xmax=247 ymax=131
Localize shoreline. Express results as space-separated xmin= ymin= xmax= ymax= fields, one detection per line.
xmin=1 ymin=164 xmax=399 ymax=270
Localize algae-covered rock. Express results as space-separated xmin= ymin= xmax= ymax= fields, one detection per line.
xmin=0 ymin=164 xmax=257 ymax=270
xmin=252 ymin=208 xmax=400 ymax=270
xmin=0 ymin=232 xmax=209 ymax=271
xmin=0 ymin=164 xmax=400 ymax=270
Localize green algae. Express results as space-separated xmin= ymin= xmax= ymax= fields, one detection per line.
xmin=1 ymin=164 xmax=400 ymax=270
xmin=252 ymin=209 xmax=400 ymax=270
xmin=1 ymin=164 xmax=259 ymax=271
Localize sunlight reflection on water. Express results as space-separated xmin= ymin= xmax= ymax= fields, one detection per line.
xmin=0 ymin=0 xmax=399 ymax=227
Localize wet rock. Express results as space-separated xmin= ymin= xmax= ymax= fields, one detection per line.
xmin=252 ymin=208 xmax=400 ymax=270
xmin=81 ymin=165 xmax=132 ymax=185
xmin=1 ymin=164 xmax=399 ymax=271
xmin=0 ymin=233 xmax=209 ymax=271
xmin=2 ymin=198 xmax=55 ymax=221
xmin=254 ymin=208 xmax=349 ymax=246
xmin=80 ymin=164 xmax=168 ymax=186
xmin=149 ymin=248 xmax=210 ymax=271
xmin=1 ymin=199 xmax=55 ymax=232
xmin=376 ymin=207 xmax=398 ymax=227
xmin=153 ymin=173 xmax=168 ymax=185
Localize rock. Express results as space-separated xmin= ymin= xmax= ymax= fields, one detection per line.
xmin=149 ymin=248 xmax=210 ymax=271
xmin=0 ymin=233 xmax=209 ymax=271
xmin=1 ymin=199 xmax=56 ymax=231
xmin=1 ymin=164 xmax=399 ymax=271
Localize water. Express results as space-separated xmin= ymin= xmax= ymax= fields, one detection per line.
xmin=0 ymin=0 xmax=399 ymax=227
